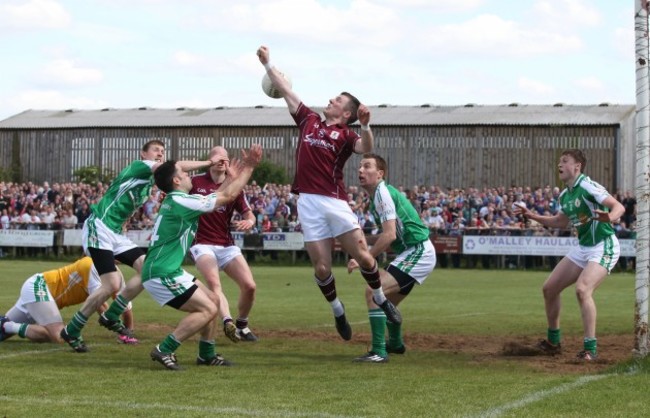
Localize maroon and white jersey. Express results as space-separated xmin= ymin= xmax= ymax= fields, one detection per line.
xmin=291 ymin=103 xmax=360 ymax=201
xmin=191 ymin=172 xmax=251 ymax=246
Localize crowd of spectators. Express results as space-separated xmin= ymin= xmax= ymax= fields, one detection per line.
xmin=0 ymin=179 xmax=638 ymax=264
xmin=0 ymin=180 xmax=638 ymax=235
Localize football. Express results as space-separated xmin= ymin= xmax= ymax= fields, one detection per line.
xmin=512 ymin=202 xmax=526 ymax=211
xmin=261 ymin=71 xmax=291 ymax=99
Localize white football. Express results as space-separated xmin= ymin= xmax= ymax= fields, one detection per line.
xmin=512 ymin=202 xmax=526 ymax=210
xmin=261 ymin=71 xmax=291 ymax=99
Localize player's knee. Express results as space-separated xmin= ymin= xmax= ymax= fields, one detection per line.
xmin=574 ymin=285 xmax=591 ymax=303
xmin=541 ymin=283 xmax=555 ymax=299
xmin=358 ymin=254 xmax=376 ymax=270
xmin=314 ymin=264 xmax=331 ymax=279
xmin=205 ymin=301 xmax=218 ymax=320
xmin=102 ymin=276 xmax=123 ymax=294
xmin=241 ymin=280 xmax=256 ymax=295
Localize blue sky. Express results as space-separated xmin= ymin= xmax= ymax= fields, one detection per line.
xmin=0 ymin=0 xmax=636 ymax=121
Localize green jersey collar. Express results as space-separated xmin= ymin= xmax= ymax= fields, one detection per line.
xmin=569 ymin=173 xmax=586 ymax=191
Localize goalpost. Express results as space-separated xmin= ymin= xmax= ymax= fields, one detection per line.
xmin=634 ymin=0 xmax=649 ymax=358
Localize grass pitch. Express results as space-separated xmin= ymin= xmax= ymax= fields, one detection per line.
xmin=0 ymin=260 xmax=648 ymax=417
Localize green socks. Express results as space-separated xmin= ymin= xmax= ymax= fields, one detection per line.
xmin=159 ymin=333 xmax=181 ymax=354
xmin=104 ymin=295 xmax=130 ymax=322
xmin=65 ymin=312 xmax=88 ymax=337
xmin=198 ymin=339 xmax=216 ymax=360
xmin=369 ymin=308 xmax=387 ymax=356
xmin=387 ymin=320 xmax=403 ymax=349
xmin=547 ymin=329 xmax=596 ymax=354
xmin=584 ymin=337 xmax=597 ymax=355
xmin=18 ymin=324 xmax=28 ymax=338
xmin=547 ymin=328 xmax=561 ymax=346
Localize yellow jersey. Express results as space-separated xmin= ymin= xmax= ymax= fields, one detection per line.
xmin=42 ymin=257 xmax=100 ymax=309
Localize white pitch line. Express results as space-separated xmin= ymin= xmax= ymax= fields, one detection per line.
xmin=312 ymin=320 xmax=368 ymax=329
xmin=0 ymin=395 xmax=360 ymax=418
xmin=438 ymin=312 xmax=486 ymax=318
xmin=0 ymin=343 xmax=113 ymax=360
xmin=470 ymin=372 xmax=621 ymax=418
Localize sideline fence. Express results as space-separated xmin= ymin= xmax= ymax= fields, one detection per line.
xmin=0 ymin=227 xmax=636 ymax=271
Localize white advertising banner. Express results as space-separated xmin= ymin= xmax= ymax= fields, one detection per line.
xmin=49 ymin=229 xmax=640 ymax=258
xmin=232 ymin=232 xmax=244 ymax=248
xmin=64 ymin=229 xmax=152 ymax=247
xmin=125 ymin=230 xmax=153 ymax=247
xmin=0 ymin=230 xmax=54 ymax=247
xmin=63 ymin=229 xmax=83 ymax=246
xmin=463 ymin=235 xmax=636 ymax=258
xmin=263 ymin=232 xmax=305 ymax=250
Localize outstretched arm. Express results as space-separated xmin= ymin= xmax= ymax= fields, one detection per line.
xmin=513 ymin=203 xmax=570 ymax=229
xmin=152 ymin=158 xmax=224 ymax=174
xmin=214 ymin=145 xmax=263 ymax=207
xmin=257 ymin=45 xmax=301 ymax=114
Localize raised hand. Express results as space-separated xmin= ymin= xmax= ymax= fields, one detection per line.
xmin=241 ymin=144 xmax=263 ymax=167
xmin=357 ymin=104 xmax=371 ymax=126
xmin=347 ymin=258 xmax=360 ymax=274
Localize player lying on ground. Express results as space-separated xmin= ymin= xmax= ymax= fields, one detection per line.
xmin=1 ymin=257 xmax=137 ymax=346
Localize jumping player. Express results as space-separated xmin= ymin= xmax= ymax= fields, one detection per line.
xmin=257 ymin=45 xmax=401 ymax=341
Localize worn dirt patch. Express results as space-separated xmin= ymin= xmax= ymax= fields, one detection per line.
xmin=132 ymin=323 xmax=636 ymax=373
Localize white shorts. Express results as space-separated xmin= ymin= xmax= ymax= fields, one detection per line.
xmin=297 ymin=193 xmax=360 ymax=242
xmin=7 ymin=274 xmax=63 ymax=325
xmin=566 ymin=235 xmax=620 ymax=273
xmin=143 ymin=270 xmax=196 ymax=306
xmin=83 ymin=216 xmax=139 ymax=255
xmin=389 ymin=240 xmax=437 ymax=284
xmin=189 ymin=244 xmax=242 ymax=269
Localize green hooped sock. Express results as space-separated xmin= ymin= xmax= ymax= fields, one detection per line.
xmin=584 ymin=337 xmax=597 ymax=354
xmin=547 ymin=328 xmax=561 ymax=346
xmin=368 ymin=309 xmax=387 ymax=356
xmin=159 ymin=334 xmax=181 ymax=354
xmin=18 ymin=324 xmax=28 ymax=338
xmin=66 ymin=312 xmax=88 ymax=337
xmin=198 ymin=340 xmax=216 ymax=360
xmin=105 ymin=295 xmax=129 ymax=322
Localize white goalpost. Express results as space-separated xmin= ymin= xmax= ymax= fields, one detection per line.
xmin=634 ymin=0 xmax=649 ymax=358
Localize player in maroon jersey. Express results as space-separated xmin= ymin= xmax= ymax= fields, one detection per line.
xmin=257 ymin=45 xmax=401 ymax=341
xmin=189 ymin=146 xmax=259 ymax=342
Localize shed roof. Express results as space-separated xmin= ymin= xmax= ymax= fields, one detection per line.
xmin=0 ymin=104 xmax=635 ymax=129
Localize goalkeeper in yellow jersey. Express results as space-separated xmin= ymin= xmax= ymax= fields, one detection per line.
xmin=1 ymin=257 xmax=137 ymax=346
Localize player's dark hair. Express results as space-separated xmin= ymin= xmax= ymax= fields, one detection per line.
xmin=142 ymin=139 xmax=165 ymax=152
xmin=362 ymin=153 xmax=388 ymax=180
xmin=561 ymin=149 xmax=587 ymax=172
xmin=154 ymin=160 xmax=177 ymax=193
xmin=341 ymin=92 xmax=360 ymax=125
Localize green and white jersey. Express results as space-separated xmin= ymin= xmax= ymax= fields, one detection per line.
xmin=91 ymin=160 xmax=156 ymax=233
xmin=558 ymin=173 xmax=615 ymax=247
xmin=142 ymin=191 xmax=218 ymax=281
xmin=370 ymin=180 xmax=430 ymax=253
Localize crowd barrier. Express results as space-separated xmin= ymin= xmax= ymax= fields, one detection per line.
xmin=0 ymin=228 xmax=637 ymax=258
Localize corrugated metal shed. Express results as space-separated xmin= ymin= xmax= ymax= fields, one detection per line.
xmin=0 ymin=104 xmax=635 ymax=129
